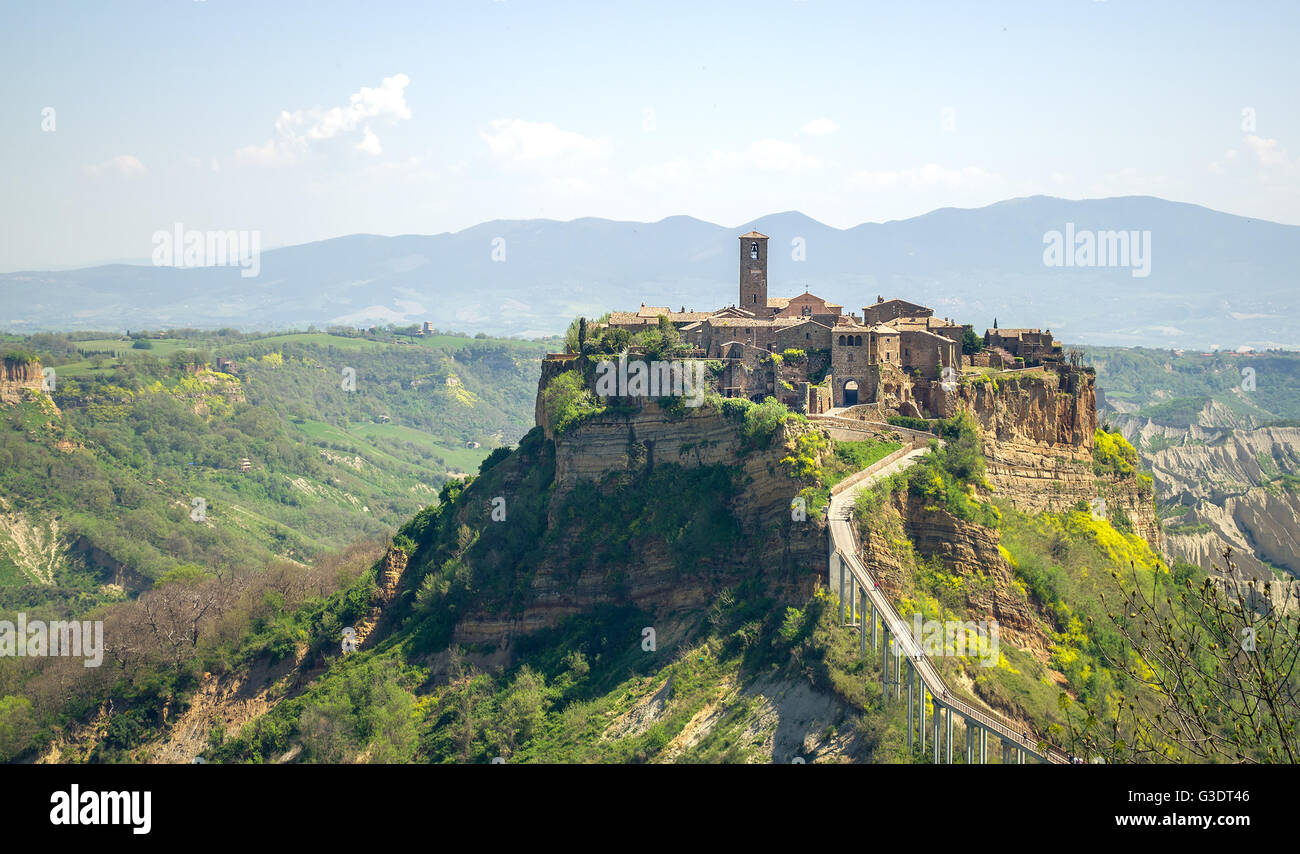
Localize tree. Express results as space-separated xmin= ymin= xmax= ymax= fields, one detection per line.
xmin=1078 ymin=550 xmax=1300 ymax=763
xmin=0 ymin=696 xmax=37 ymax=760
xmin=961 ymin=327 xmax=983 ymax=355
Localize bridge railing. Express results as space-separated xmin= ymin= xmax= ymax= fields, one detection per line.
xmin=827 ymin=439 xmax=1069 ymax=764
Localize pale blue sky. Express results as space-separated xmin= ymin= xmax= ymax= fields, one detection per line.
xmin=2 ymin=0 xmax=1298 ymax=270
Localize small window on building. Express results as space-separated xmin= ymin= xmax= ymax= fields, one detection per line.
xmin=848 ymin=353 xmax=854 ymax=362
xmin=805 ymin=332 xmax=810 ymax=340
xmin=750 ymin=241 xmax=759 ymax=259
xmin=855 ymin=335 xmax=862 ymax=347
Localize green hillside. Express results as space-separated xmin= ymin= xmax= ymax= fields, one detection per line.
xmin=0 ymin=327 xmax=555 ymax=612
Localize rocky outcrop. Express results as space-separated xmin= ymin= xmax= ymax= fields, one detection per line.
xmin=451 ymin=400 xmax=829 ymax=657
xmin=1107 ymin=414 xmax=1300 ymax=580
xmin=959 ymin=368 xmax=1096 ymax=448
xmin=355 ymin=547 xmax=409 ymax=647
xmin=851 ymin=493 xmax=1044 ymax=654
xmin=550 ymin=402 xmax=745 ymax=509
xmin=901 ymin=498 xmax=1039 ymax=645
xmin=0 ymin=358 xmax=44 ymax=404
xmin=954 ymin=368 xmax=1160 ymax=546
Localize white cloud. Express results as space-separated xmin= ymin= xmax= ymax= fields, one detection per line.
xmin=801 ymin=118 xmax=839 ymax=136
xmin=481 ymin=119 xmax=606 ymax=166
xmin=710 ymin=139 xmax=820 ymax=172
xmin=356 ymin=126 xmax=383 ymax=156
xmin=1244 ymin=134 xmax=1298 ymax=174
xmin=237 ymin=74 xmax=411 ymax=167
xmin=308 ymin=74 xmax=411 ymax=141
xmin=850 ymin=163 xmax=998 ymax=190
xmin=83 ymin=154 xmax=145 ymax=177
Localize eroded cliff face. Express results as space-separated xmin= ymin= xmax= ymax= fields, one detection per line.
xmin=1108 ymin=415 xmax=1300 ymax=579
xmin=854 ymin=494 xmax=1044 ymax=655
xmin=955 ymin=369 xmax=1160 ymax=546
xmin=450 ymin=399 xmax=828 ymax=658
xmin=0 ymin=359 xmax=44 ymax=404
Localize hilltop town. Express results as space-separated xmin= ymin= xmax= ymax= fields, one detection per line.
xmin=571 ymin=231 xmax=1068 ymax=420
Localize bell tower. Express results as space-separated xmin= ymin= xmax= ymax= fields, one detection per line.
xmin=739 ymin=231 xmax=769 ymax=313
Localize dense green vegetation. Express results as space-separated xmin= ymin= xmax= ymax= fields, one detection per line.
xmin=0 ymin=327 xmax=551 ymax=610
xmin=1086 ymin=346 xmax=1300 ymax=423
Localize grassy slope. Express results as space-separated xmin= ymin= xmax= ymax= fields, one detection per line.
xmin=0 ymin=329 xmax=554 ymax=611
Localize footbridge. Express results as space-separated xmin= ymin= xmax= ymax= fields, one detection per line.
xmin=820 ymin=426 xmax=1068 ymax=765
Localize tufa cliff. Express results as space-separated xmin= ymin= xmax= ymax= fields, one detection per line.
xmin=957 ymin=368 xmax=1160 ymax=546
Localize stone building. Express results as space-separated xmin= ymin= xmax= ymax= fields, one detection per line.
xmin=599 ymin=230 xmax=1045 ymax=414
xmin=863 ymin=297 xmax=932 ymax=326
xmin=984 ymin=328 xmax=1062 ymax=366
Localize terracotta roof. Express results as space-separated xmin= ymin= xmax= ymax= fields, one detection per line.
xmin=868 ymin=298 xmax=931 ymax=310
xmin=767 ymin=297 xmax=791 ymax=308
xmin=900 ymin=328 xmax=957 ymax=344
xmin=740 ymin=231 xmax=769 ymax=239
xmin=637 ymin=305 xmax=673 ymax=317
xmin=709 ymin=317 xmax=777 ymax=328
xmin=772 ymin=317 xmax=830 ymax=328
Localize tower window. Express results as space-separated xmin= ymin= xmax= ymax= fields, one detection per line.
xmin=750 ymin=241 xmax=759 ymax=259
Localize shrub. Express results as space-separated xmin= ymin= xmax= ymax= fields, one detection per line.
xmin=741 ymin=397 xmax=792 ymax=448
xmin=887 ymin=415 xmax=933 ymax=433
xmin=1093 ymin=428 xmax=1137 ymax=478
xmin=541 ymin=371 xmax=605 ymax=434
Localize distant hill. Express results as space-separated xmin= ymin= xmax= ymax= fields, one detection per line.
xmin=3 ymin=196 xmax=1298 ymax=349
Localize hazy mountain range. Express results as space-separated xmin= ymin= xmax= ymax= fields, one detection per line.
xmin=3 ymin=195 xmax=1297 ymax=349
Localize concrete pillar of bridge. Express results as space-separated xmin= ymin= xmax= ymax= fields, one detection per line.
xmin=872 ymin=607 xmax=878 ymax=653
xmin=979 ymin=727 xmax=987 ymax=764
xmin=880 ymin=628 xmax=888 ymax=690
xmin=920 ymin=684 xmax=927 ymax=754
xmin=850 ymin=576 xmax=857 ymax=625
xmin=839 ymin=555 xmax=846 ymax=624
xmin=932 ymin=702 xmax=940 ymax=764
xmin=896 ymin=649 xmax=903 ymax=700
xmin=906 ymin=665 xmax=914 ymax=753
xmin=859 ymin=608 xmax=867 ymax=655
xmin=945 ymin=708 xmax=953 ymax=764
